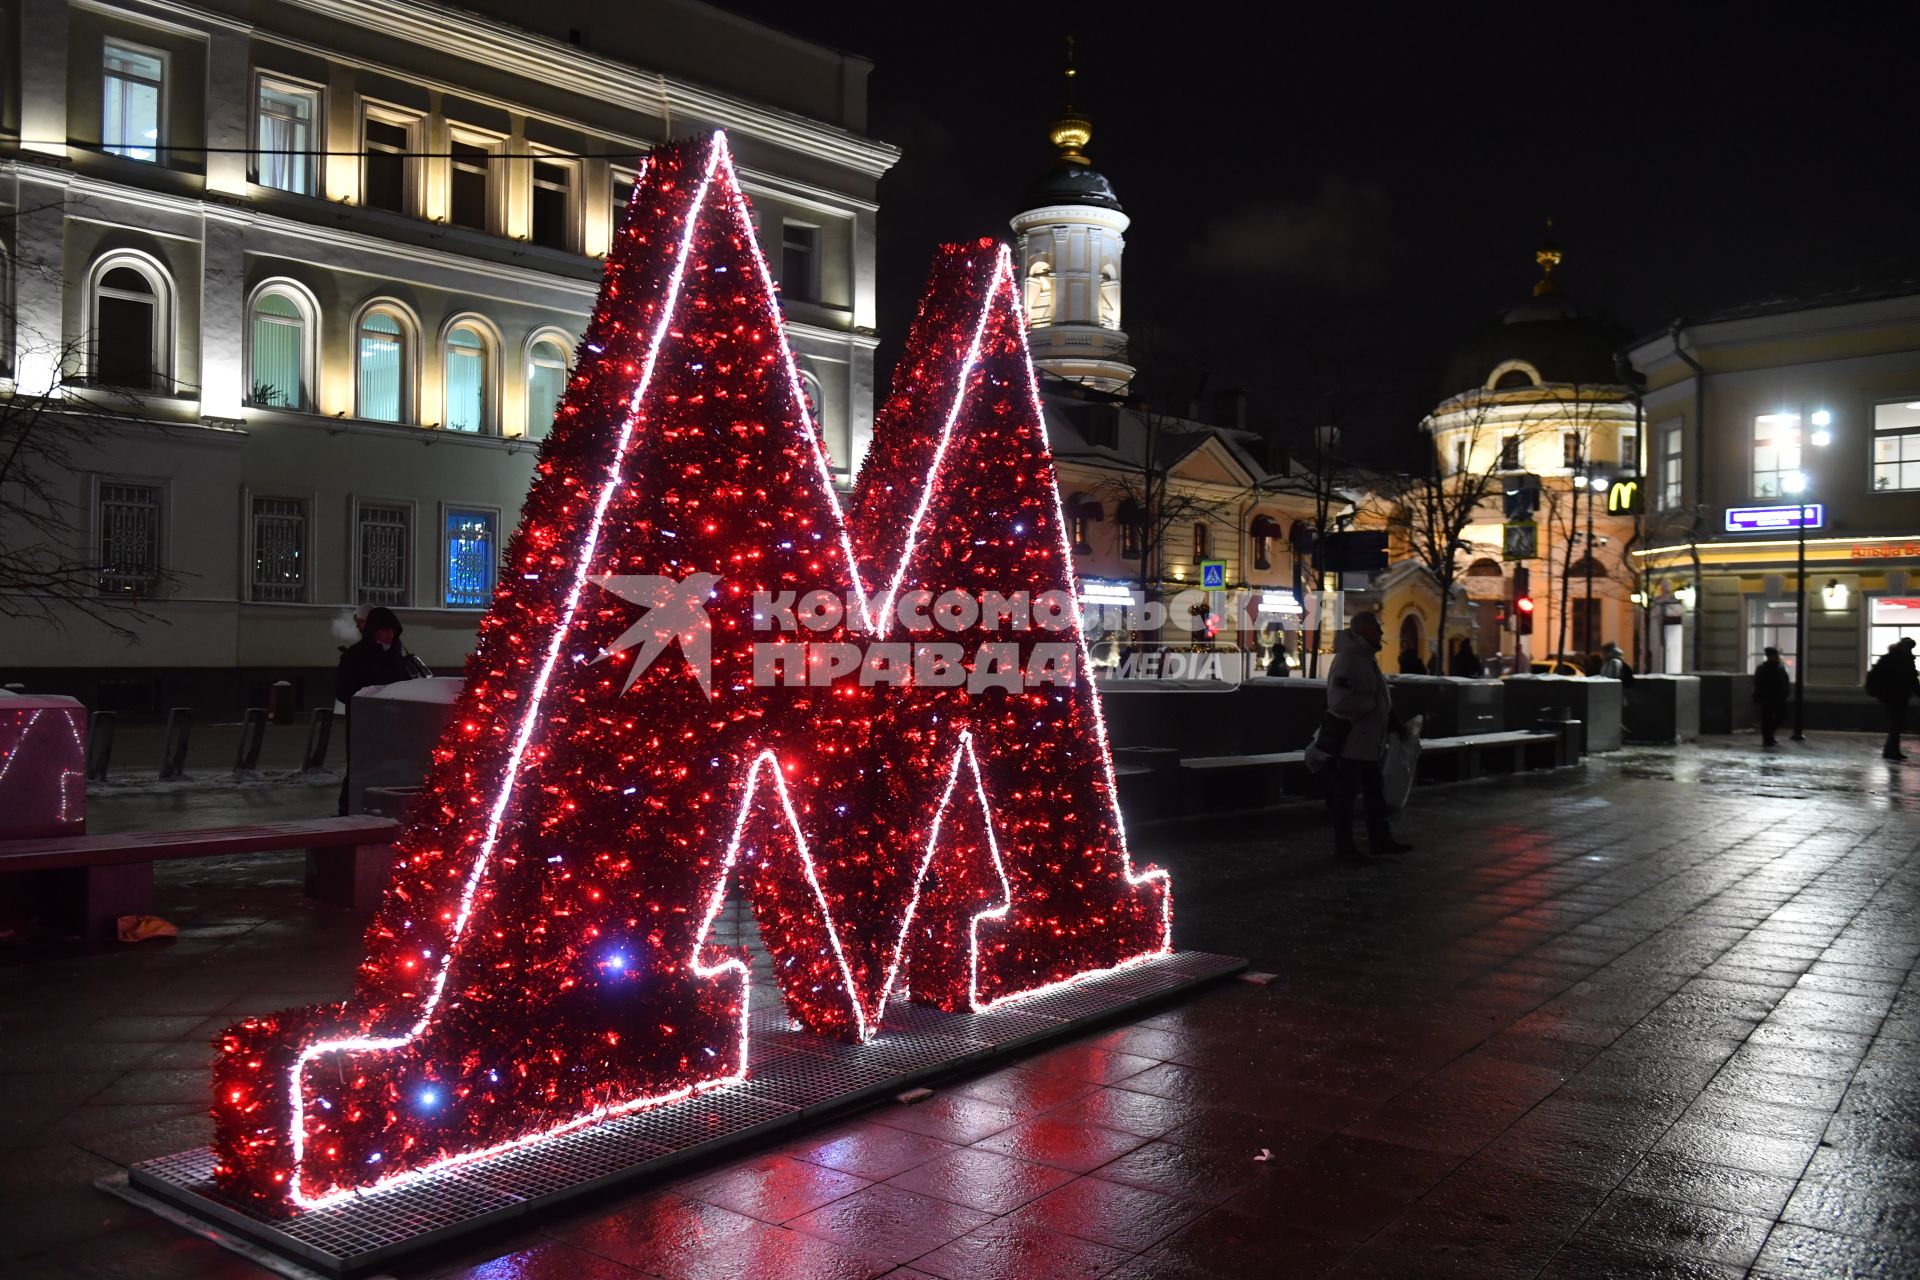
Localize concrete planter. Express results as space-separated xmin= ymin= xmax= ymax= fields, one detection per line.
xmin=1623 ymin=675 xmax=1700 ymax=744
xmin=1503 ymin=675 xmax=1623 ymax=753
xmin=1386 ymin=676 xmax=1505 ymax=738
xmin=1695 ymin=673 xmax=1756 ymax=734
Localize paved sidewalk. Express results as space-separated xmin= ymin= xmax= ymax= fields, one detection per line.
xmin=2 ymin=735 xmax=1917 ymax=1278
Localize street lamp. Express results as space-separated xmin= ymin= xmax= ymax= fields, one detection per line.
xmin=1785 ymin=409 xmax=1832 ymax=740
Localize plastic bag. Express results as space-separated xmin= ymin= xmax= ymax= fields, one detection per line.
xmin=1381 ymin=714 xmax=1424 ymax=810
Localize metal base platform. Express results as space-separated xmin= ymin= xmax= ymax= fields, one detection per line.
xmin=120 ymin=951 xmax=1246 ymax=1277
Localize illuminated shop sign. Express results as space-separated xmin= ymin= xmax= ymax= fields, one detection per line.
xmin=1725 ymin=504 xmax=1824 ymax=533
xmin=1257 ymin=591 xmax=1303 ymax=616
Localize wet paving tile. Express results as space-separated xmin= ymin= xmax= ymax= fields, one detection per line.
xmin=881 ymin=1145 xmax=1077 ymax=1215
xmin=674 ymin=1152 xmax=871 ymax=1224
xmin=782 ymin=1120 xmax=963 ymax=1181
xmin=1584 ymin=1188 xmax=1773 ymax=1269
xmin=969 ymin=1112 xmax=1150 ymax=1173
xmin=910 ymin=1216 xmax=1132 ymax=1280
xmin=1012 ymin=1174 xmax=1206 ymax=1252
xmin=783 ymin=1184 xmax=993 ymax=1266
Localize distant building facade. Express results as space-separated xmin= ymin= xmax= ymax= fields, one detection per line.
xmin=0 ymin=0 xmax=896 ymax=713
xmin=1386 ymin=240 xmax=1640 ymax=670
xmin=1627 ymin=267 xmax=1920 ymax=694
xmin=1007 ymin=70 xmax=1321 ymax=674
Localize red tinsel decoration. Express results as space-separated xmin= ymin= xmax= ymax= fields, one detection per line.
xmin=211 ymin=131 xmax=1169 ymax=1212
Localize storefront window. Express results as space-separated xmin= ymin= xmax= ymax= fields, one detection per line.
xmin=1872 ymin=401 xmax=1920 ymax=491
xmin=1869 ymin=597 xmax=1920 ymax=657
xmin=1746 ymin=598 xmax=1797 ymax=674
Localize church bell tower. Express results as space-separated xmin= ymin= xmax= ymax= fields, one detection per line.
xmin=1010 ymin=39 xmax=1134 ymax=394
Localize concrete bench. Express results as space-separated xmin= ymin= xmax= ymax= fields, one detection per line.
xmin=0 ymin=816 xmax=400 ymax=941
xmin=1417 ymin=731 xmax=1562 ymax=782
xmin=1178 ymin=750 xmax=1313 ymax=813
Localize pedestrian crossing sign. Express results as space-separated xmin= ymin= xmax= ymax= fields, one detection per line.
xmin=1200 ymin=560 xmax=1226 ymax=589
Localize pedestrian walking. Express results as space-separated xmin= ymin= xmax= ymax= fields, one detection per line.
xmin=1865 ymin=637 xmax=1920 ymax=761
xmin=1753 ymin=646 xmax=1790 ymax=747
xmin=1447 ymin=637 xmax=1483 ymax=678
xmin=334 ymin=606 xmax=425 ymax=814
xmin=1397 ymin=641 xmax=1426 ymax=675
xmin=1266 ymin=635 xmax=1291 ymax=678
xmin=1322 ymin=611 xmax=1413 ymax=860
xmin=1598 ymin=642 xmax=1633 ymax=684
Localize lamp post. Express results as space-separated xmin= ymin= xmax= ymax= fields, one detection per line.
xmin=1786 ymin=407 xmax=1833 ymax=741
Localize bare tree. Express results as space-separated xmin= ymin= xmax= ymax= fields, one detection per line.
xmin=0 ymin=336 xmax=174 ymax=641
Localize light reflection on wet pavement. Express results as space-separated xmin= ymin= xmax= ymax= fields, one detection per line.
xmin=2 ymin=734 xmax=1916 ymax=1277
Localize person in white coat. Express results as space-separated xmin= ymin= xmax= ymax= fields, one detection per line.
xmin=1324 ymin=611 xmax=1413 ymax=860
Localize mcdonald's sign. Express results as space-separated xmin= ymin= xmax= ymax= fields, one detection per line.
xmin=1606 ymin=477 xmax=1645 ymax=515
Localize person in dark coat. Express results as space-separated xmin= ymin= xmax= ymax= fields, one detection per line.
xmin=1266 ymin=635 xmax=1291 ymax=678
xmin=1867 ymin=637 xmax=1920 ymax=761
xmin=1447 ymin=637 xmax=1483 ymax=678
xmin=335 ymin=606 xmax=423 ymax=813
xmin=1397 ymin=644 xmax=1426 ymax=675
xmin=1752 ymin=646 xmax=1790 ymax=748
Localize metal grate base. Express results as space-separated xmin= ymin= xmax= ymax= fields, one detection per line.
xmin=123 ymin=950 xmax=1245 ymax=1276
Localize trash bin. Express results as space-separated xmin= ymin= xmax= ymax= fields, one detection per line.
xmin=268 ymin=679 xmax=296 ymax=725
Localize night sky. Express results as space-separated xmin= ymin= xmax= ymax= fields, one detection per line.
xmin=730 ymin=2 xmax=1914 ymax=462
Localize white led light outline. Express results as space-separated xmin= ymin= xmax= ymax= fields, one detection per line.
xmin=286 ymin=141 xmax=738 ymax=1208
xmin=271 ymin=145 xmax=1165 ymax=1207
xmin=0 ymin=708 xmax=87 ymax=823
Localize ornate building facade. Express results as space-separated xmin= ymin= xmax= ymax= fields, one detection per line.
xmin=1385 ymin=240 xmax=1641 ymax=670
xmin=0 ymin=0 xmax=897 ymax=713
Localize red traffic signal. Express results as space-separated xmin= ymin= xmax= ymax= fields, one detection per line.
xmin=1514 ymin=596 xmax=1534 ymax=614
xmin=1514 ymin=594 xmax=1534 ymax=634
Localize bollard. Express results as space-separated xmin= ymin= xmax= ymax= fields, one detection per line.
xmin=234 ymin=707 xmax=268 ymax=774
xmin=268 ymin=680 xmax=295 ymax=725
xmin=158 ymin=707 xmax=193 ymax=780
xmin=86 ymin=710 xmax=116 ymax=781
xmin=301 ymin=707 xmax=335 ymax=773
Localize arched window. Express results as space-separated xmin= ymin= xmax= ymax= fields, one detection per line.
xmin=356 ymin=305 xmax=411 ymax=423
xmin=1250 ymin=514 xmax=1283 ymax=570
xmin=247 ymin=284 xmax=316 ymax=410
xmin=797 ymin=366 xmax=824 ymax=425
xmin=89 ymin=255 xmax=171 ymax=390
xmin=1467 ymin=557 xmax=1504 ymax=578
xmin=1193 ymin=521 xmax=1211 ymax=561
xmin=524 ymin=335 xmax=569 ymax=439
xmin=1098 ymin=265 xmax=1120 ymax=330
xmin=1117 ymin=498 xmax=1143 ymax=559
xmin=443 ymin=323 xmax=491 ymax=432
xmin=0 ymin=246 xmax=12 ymax=378
xmin=1025 ymin=260 xmax=1054 ymax=327
xmin=1569 ymin=554 xmax=1606 ymax=579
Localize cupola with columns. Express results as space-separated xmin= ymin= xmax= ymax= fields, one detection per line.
xmin=1011 ymin=38 xmax=1133 ymax=393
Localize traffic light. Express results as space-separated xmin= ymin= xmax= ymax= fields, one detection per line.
xmin=1512 ymin=566 xmax=1534 ymax=635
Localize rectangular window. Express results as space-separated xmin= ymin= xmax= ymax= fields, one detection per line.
xmin=1871 ymin=597 xmax=1920 ymax=657
xmin=356 ymin=502 xmax=411 ymax=606
xmin=443 ymin=507 xmax=498 ymax=608
xmin=1561 ymin=432 xmax=1581 ymax=470
xmin=1657 ymin=424 xmax=1682 ymax=509
xmin=781 ymin=221 xmax=819 ymax=303
xmin=1499 ymin=434 xmax=1521 ymax=471
xmin=609 ymin=165 xmax=637 ymax=238
xmin=1747 ymin=597 xmax=1798 ymax=674
xmin=97 ymin=482 xmax=161 ymax=596
xmin=1452 ymin=439 xmax=1466 ymax=475
xmin=1752 ymin=412 xmax=1803 ymax=499
xmin=1872 ymin=401 xmax=1920 ymax=491
xmin=1571 ymin=598 xmax=1601 ymax=655
xmin=256 ymin=79 xmax=317 ymax=195
xmin=249 ymin=496 xmax=308 ymax=602
xmin=449 ymin=138 xmax=494 ymax=231
xmin=1620 ymin=429 xmax=1639 ymax=471
xmin=103 ymin=41 xmax=164 ymax=162
xmin=363 ymin=115 xmax=411 ymax=213
xmin=531 ymin=158 xmax=576 ymax=251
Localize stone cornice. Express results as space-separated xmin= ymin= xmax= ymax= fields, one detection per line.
xmin=281 ymin=0 xmax=900 ymax=179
